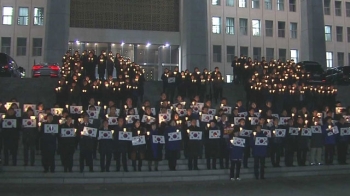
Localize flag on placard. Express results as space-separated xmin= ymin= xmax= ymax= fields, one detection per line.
xmin=201 ymin=114 xmax=213 ymax=122
xmin=272 ymin=114 xmax=279 ymax=119
xmin=132 ymin=135 xmax=146 ymax=145
xmin=301 ymin=128 xmax=312 ymax=136
xmin=234 ymin=117 xmax=245 ymax=125
xmin=2 ymin=119 xmax=16 ymax=128
xmin=118 ymin=131 xmax=132 ymax=141
xmin=98 ymin=131 xmax=113 ymax=140
xmin=240 ymin=129 xmax=252 ymax=137
xmin=238 ymin=112 xmax=247 ymax=118
xmin=254 ymin=112 xmax=261 ymax=118
xmin=209 ymin=130 xmax=221 ymax=139
xmin=70 ymin=106 xmax=82 ymax=114
xmin=152 ymin=135 xmax=165 ymax=144
xmin=87 ymin=110 xmax=99 ymax=119
xmin=108 ymin=117 xmax=118 ymax=125
xmin=249 ymin=117 xmax=259 ymax=125
xmin=61 ymin=128 xmax=75 ymax=137
xmin=255 ymin=137 xmax=268 ymax=146
xmin=343 ymin=115 xmax=350 ymax=123
xmin=126 ymin=115 xmax=139 ymax=124
xmin=231 ymin=137 xmax=245 ymax=147
xmin=274 ymin=129 xmax=286 ymax=137
xmin=82 ymin=127 xmax=97 ymax=137
xmin=23 ymin=104 xmax=36 ymax=112
xmin=14 ymin=109 xmax=21 ymax=117
xmin=289 ymin=127 xmax=299 ymax=135
xmin=159 ymin=113 xmax=170 ymax=124
xmin=266 ymin=119 xmax=273 ymax=127
xmin=279 ymin=117 xmax=290 ymax=125
xmin=51 ymin=108 xmax=63 ymax=116
xmin=44 ymin=124 xmax=59 ymax=134
xmin=189 ymin=131 xmax=202 ymax=140
xmin=168 ymin=132 xmax=182 ymax=141
xmin=262 ymin=129 xmax=271 ymax=137
xmin=336 ymin=107 xmax=345 ymax=114
xmin=141 ymin=115 xmax=155 ymax=124
xmin=168 ymin=77 xmax=176 ymax=83
xmin=151 ymin=108 xmax=156 ymax=115
xmin=190 ymin=104 xmax=200 ymax=113
xmin=222 ymin=106 xmax=232 ymax=114
xmin=340 ymin=128 xmax=350 ymax=136
xmin=38 ymin=113 xmax=47 ymax=122
xmin=332 ymin=126 xmax=339 ymax=134
xmin=177 ymin=109 xmax=187 ymax=117
xmin=5 ymin=102 xmax=19 ymax=110
xmin=311 ymin=126 xmax=322 ymax=133
xmin=22 ymin=119 xmax=36 ymax=128
xmin=208 ymin=109 xmax=216 ymax=115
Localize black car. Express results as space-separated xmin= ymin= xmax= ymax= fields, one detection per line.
xmin=0 ymin=53 xmax=25 ymax=78
xmin=296 ymin=61 xmax=326 ymax=84
xmin=325 ymin=66 xmax=350 ymax=85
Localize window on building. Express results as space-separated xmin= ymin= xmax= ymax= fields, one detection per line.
xmin=252 ymin=0 xmax=260 ymax=9
xmin=212 ymin=17 xmax=221 ymax=34
xmin=253 ymin=47 xmax=261 ymax=61
xmin=290 ymin=49 xmax=299 ymax=62
xmin=325 ymin=25 xmax=332 ymax=41
xmin=266 ymin=48 xmax=274 ymax=61
xmin=226 ymin=18 xmax=235 ymax=35
xmin=239 ymin=0 xmax=247 ymax=7
xmin=33 ymin=7 xmax=44 ymax=26
xmin=17 ymin=37 xmax=27 ymax=56
xmin=277 ymin=0 xmax=284 ymax=11
xmin=18 ymin=7 xmax=29 ymax=26
xmin=240 ymin=46 xmax=249 ymax=56
xmin=265 ymin=20 xmax=273 ymax=37
xmin=32 ymin=38 xmax=42 ymax=56
xmin=326 ymin=52 xmax=333 ymax=67
xmin=279 ymin=48 xmax=287 ymax=62
xmin=2 ymin=7 xmax=13 ymax=25
xmin=324 ymin=0 xmax=331 ymax=15
xmin=252 ymin=19 xmax=261 ymax=36
xmin=335 ymin=1 xmax=342 ymax=16
xmin=1 ymin=37 xmax=11 ymax=55
xmin=212 ymin=0 xmax=221 ymax=5
xmin=347 ymin=27 xmax=350 ymax=42
xmin=290 ymin=22 xmax=297 ymax=39
xmin=227 ymin=46 xmax=235 ymax=62
xmin=346 ymin=2 xmax=350 ymax=17
xmin=289 ymin=0 xmax=296 ymax=12
xmin=239 ymin=18 xmax=248 ymax=35
xmin=213 ymin=45 xmax=222 ymax=62
xmin=336 ymin=26 xmax=343 ymax=42
xmin=337 ymin=52 xmax=344 ymax=66
xmin=226 ymin=0 xmax=235 ymax=6
xmin=265 ymin=0 xmax=272 ymax=10
xmin=278 ymin=21 xmax=285 ymax=38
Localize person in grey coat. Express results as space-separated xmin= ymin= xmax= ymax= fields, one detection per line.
xmin=309 ymin=117 xmax=324 ymax=165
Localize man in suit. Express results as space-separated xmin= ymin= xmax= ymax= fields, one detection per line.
xmin=78 ymin=114 xmax=95 ymax=172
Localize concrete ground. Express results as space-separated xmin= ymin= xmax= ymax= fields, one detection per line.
xmin=0 ymin=174 xmax=348 ymax=196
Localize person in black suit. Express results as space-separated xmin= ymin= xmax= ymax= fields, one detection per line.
xmin=60 ymin=116 xmax=76 ymax=172
xmin=40 ymin=113 xmax=58 ymax=173
xmin=98 ymin=120 xmax=114 ymax=172
xmin=78 ymin=114 xmax=95 ymax=172
xmin=2 ymin=108 xmax=20 ymax=166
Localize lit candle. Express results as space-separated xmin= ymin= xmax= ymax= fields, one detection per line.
xmin=187 ymin=129 xmax=190 ymax=133
xmin=123 ymin=128 xmax=126 ymax=132
xmin=147 ymin=131 xmax=150 ymax=135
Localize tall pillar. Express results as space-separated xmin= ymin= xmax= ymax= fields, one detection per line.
xmin=300 ymin=0 xmax=327 ymax=69
xmin=44 ymin=0 xmax=70 ymax=63
xmin=180 ymin=0 xmax=208 ymax=71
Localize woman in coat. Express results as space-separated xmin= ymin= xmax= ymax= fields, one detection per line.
xmin=145 ymin=123 xmax=163 ymax=171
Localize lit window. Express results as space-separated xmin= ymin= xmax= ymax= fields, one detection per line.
xmin=212 ymin=0 xmax=221 ymax=5
xmin=326 ymin=52 xmax=333 ymax=68
xmin=277 ymin=0 xmax=284 ymax=11
xmin=239 ymin=0 xmax=247 ymax=8
xmin=2 ymin=7 xmax=13 ymax=25
xmin=34 ymin=7 xmax=44 ymax=26
xmin=252 ymin=19 xmax=261 ymax=36
xmin=290 ymin=49 xmax=299 ymax=62
xmin=325 ymin=25 xmax=332 ymax=41
xmin=18 ymin=7 xmax=29 ymax=26
xmin=212 ymin=17 xmax=221 ymax=34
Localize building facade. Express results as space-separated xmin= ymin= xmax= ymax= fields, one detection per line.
xmin=0 ymin=0 xmax=349 ymax=79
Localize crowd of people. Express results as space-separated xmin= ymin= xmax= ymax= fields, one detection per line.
xmin=0 ymin=50 xmax=349 ymax=181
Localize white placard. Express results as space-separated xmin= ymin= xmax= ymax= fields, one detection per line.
xmin=168 ymin=132 xmax=182 ymax=141
xmin=23 ymin=104 xmax=36 ymax=112
xmin=61 ymin=128 xmax=76 ymax=137
xmin=279 ymin=117 xmax=290 ymax=125
xmin=118 ymin=131 xmax=132 ymax=141
xmin=262 ymin=129 xmax=271 ymax=137
xmin=87 ymin=110 xmax=99 ymax=119
xmin=209 ymin=130 xmax=221 ymax=139
xmin=167 ymin=77 xmax=176 ymax=83
xmin=311 ymin=126 xmax=322 ymax=133
xmin=132 ymin=135 xmax=146 ymax=145
xmin=249 ymin=117 xmax=259 ymax=125
xmin=234 ymin=117 xmax=245 ymax=125
xmin=152 ymin=135 xmax=165 ymax=144
xmin=141 ymin=115 xmax=156 ymax=124
xmin=274 ymin=129 xmax=286 ymax=137
xmin=98 ymin=131 xmax=113 ymax=140
xmin=22 ymin=119 xmax=36 ymax=128
xmin=289 ymin=127 xmax=299 ymax=135
xmin=201 ymin=114 xmax=213 ymax=122
xmin=255 ymin=137 xmax=268 ymax=146
xmin=189 ymin=131 xmax=202 ymax=140
xmin=301 ymin=128 xmax=312 ymax=136
xmin=5 ymin=102 xmax=19 ymax=110
xmin=126 ymin=115 xmax=140 ymax=124
xmin=340 ymin=127 xmax=350 ymax=136
xmin=231 ymin=137 xmax=245 ymax=147
xmin=177 ymin=109 xmax=187 ymax=117
xmin=44 ymin=124 xmax=59 ymax=134
xmin=238 ymin=112 xmax=247 ymax=118
xmin=159 ymin=113 xmax=171 ymax=124
xmin=240 ymin=129 xmax=252 ymax=137
xmin=2 ymin=119 xmax=17 ymax=128
xmin=222 ymin=106 xmax=232 ymax=114
xmin=51 ymin=108 xmax=63 ymax=116
xmin=82 ymin=127 xmax=97 ymax=137
xmin=70 ymin=106 xmax=83 ymax=114
xmin=108 ymin=117 xmax=118 ymax=125
xmin=208 ymin=109 xmax=216 ymax=115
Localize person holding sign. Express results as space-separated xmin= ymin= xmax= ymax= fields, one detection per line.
xmin=98 ymin=120 xmax=114 ymax=172
xmin=22 ymin=108 xmax=37 ymax=166
xmin=146 ymin=123 xmax=163 ymax=171
xmin=336 ymin=117 xmax=349 ymax=165
xmin=205 ymin=120 xmax=222 ymax=170
xmin=2 ymin=108 xmax=19 ymax=166
xmin=251 ymin=125 xmax=268 ymax=180
xmin=187 ymin=119 xmax=202 ymax=170
xmin=229 ymin=131 xmax=245 ymax=181
xmin=285 ymin=119 xmax=297 ymax=167
xmin=60 ymin=116 xmax=76 ymax=172
xmin=323 ymin=117 xmax=337 ymax=165
xmin=130 ymin=120 xmax=146 ymax=171
xmin=270 ymin=117 xmax=284 ymax=167
xmin=78 ymin=114 xmax=96 ymax=172
xmin=310 ymin=117 xmax=323 ymax=165
xmin=164 ymin=120 xmax=181 ymax=171
xmin=113 ymin=117 xmax=129 ymax=172
xmin=296 ymin=116 xmax=309 ymax=166
xmin=40 ymin=113 xmax=58 ymax=173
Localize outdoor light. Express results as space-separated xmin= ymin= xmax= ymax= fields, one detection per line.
xmin=165 ymin=43 xmax=170 ymax=47
xmin=146 ymin=43 xmax=151 ymax=47
xmin=121 ymin=42 xmax=125 ymax=46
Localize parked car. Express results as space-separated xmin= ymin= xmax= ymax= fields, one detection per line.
xmin=296 ymin=61 xmax=326 ymax=84
xmin=32 ymin=63 xmax=61 ymax=77
xmin=0 ymin=53 xmax=26 ymax=78
xmin=325 ymin=66 xmax=350 ymax=85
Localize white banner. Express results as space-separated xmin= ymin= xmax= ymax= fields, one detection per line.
xmin=2 ymin=119 xmax=17 ymax=128
xmin=44 ymin=124 xmax=59 ymax=134
xmin=22 ymin=119 xmax=36 ymax=128
xmin=82 ymin=127 xmax=97 ymax=137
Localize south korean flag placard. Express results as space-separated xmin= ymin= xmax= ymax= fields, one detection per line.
xmin=51 ymin=108 xmax=63 ymax=116
xmin=82 ymin=127 xmax=97 ymax=137
xmin=209 ymin=130 xmax=221 ymax=139
xmin=141 ymin=115 xmax=156 ymax=124
xmin=240 ymin=129 xmax=252 ymax=137
xmin=108 ymin=117 xmax=118 ymax=125
xmin=118 ymin=131 xmax=132 ymax=141
xmin=22 ymin=119 xmax=36 ymax=128
xmin=87 ymin=110 xmax=99 ymax=119
xmin=279 ymin=117 xmax=290 ymax=125
xmin=5 ymin=102 xmax=20 ymax=110
xmin=2 ymin=119 xmax=17 ymax=128
xmin=234 ymin=117 xmax=245 ymax=125
xmin=159 ymin=113 xmax=171 ymax=124
xmin=208 ymin=109 xmax=216 ymax=115
xmin=98 ymin=131 xmax=113 ymax=140
xmin=201 ymin=114 xmax=213 ymax=122
xmin=151 ymin=108 xmax=156 ymax=115
xmin=23 ymin=104 xmax=36 ymax=112
xmin=301 ymin=128 xmax=312 ymax=136
xmin=231 ymin=137 xmax=245 ymax=147
xmin=44 ymin=124 xmax=59 ymax=134
xmin=61 ymin=128 xmax=76 ymax=137
xmin=168 ymin=132 xmax=182 ymax=141
xmin=70 ymin=106 xmax=82 ymax=114
xmin=340 ymin=128 xmax=350 ymax=136
xmin=14 ymin=109 xmax=21 ymax=117
xmin=332 ymin=126 xmax=339 ymax=134
xmin=262 ymin=129 xmax=271 ymax=138
xmin=311 ymin=126 xmax=322 ymax=133
xmin=222 ymin=106 xmax=232 ymax=114
xmin=126 ymin=115 xmax=140 ymax=124
xmin=274 ymin=129 xmax=286 ymax=137
xmin=132 ymin=135 xmax=146 ymax=146
xmin=238 ymin=112 xmax=247 ymax=118
xmin=249 ymin=117 xmax=259 ymax=125
xmin=189 ymin=131 xmax=202 ymax=140
xmin=167 ymin=77 xmax=176 ymax=83
xmin=152 ymin=135 xmax=165 ymax=144
xmin=254 ymin=112 xmax=261 ymax=118
xmin=38 ymin=113 xmax=47 ymax=122
xmin=289 ymin=127 xmax=299 ymax=135
xmin=255 ymin=137 xmax=268 ymax=146
xmin=272 ymin=114 xmax=279 ymax=119
xmin=177 ymin=109 xmax=187 ymax=117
